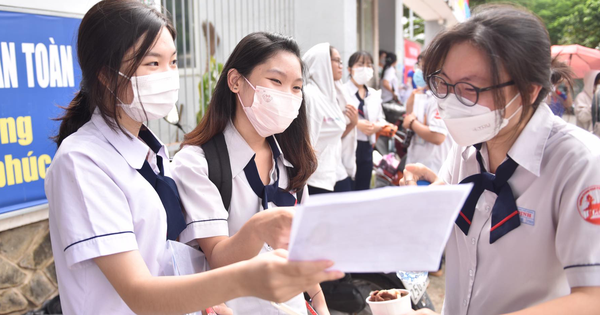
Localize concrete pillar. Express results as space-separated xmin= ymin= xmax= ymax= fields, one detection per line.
xmin=424 ymin=20 xmax=445 ymax=47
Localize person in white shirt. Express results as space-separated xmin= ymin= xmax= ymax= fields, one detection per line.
xmin=403 ymin=59 xmax=452 ymax=175
xmin=303 ymin=43 xmax=359 ymax=194
xmin=45 ymin=3 xmax=342 ymax=314
xmin=381 ymin=52 xmax=400 ymax=104
xmin=170 ymin=32 xmax=332 ymax=315
xmin=574 ymin=70 xmax=600 ymax=136
xmin=404 ymin=4 xmax=600 ymax=315
xmin=344 ymin=51 xmax=391 ymax=190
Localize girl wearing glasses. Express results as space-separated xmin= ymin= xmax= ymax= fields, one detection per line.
xmin=303 ymin=43 xmax=359 ymax=194
xmin=404 ymin=4 xmax=600 ymax=315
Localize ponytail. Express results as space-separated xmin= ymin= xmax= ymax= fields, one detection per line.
xmin=380 ymin=52 xmax=397 ymax=80
xmin=53 ymin=91 xmax=93 ymax=148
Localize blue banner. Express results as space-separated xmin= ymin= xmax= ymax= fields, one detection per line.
xmin=0 ymin=11 xmax=81 ymax=214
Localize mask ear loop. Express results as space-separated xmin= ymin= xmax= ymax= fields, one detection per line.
xmin=504 ymin=93 xmax=522 ymax=121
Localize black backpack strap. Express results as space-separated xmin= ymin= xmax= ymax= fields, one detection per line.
xmin=201 ymin=133 xmax=233 ymax=211
xmin=297 ymin=187 xmax=304 ymax=204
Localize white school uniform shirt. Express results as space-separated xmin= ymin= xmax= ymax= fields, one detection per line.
xmin=170 ymin=123 xmax=309 ymax=315
xmin=381 ymin=67 xmax=398 ymax=103
xmin=405 ymin=91 xmax=452 ymax=174
xmin=439 ymin=104 xmax=600 ymax=315
xmin=45 ymin=110 xmax=173 ymax=315
xmin=303 ymin=43 xmax=347 ymax=190
xmin=344 ymin=79 xmax=385 ymax=145
xmin=335 ymin=79 xmax=358 ymax=179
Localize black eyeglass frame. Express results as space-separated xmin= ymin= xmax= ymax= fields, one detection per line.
xmin=427 ymin=70 xmax=515 ymax=106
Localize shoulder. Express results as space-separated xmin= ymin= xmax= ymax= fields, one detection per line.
xmin=171 ymin=145 xmax=208 ymax=174
xmin=545 ymin=117 xmax=600 ymax=172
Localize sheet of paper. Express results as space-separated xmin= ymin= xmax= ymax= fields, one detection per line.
xmin=288 ymin=184 xmax=472 ymax=272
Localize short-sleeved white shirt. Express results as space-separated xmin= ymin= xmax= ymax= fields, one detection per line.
xmin=381 ymin=67 xmax=398 ymax=103
xmin=406 ymin=92 xmax=452 ymax=174
xmin=439 ymin=104 xmax=600 ymax=315
xmin=171 ymin=123 xmax=308 ymax=315
xmin=45 ymin=111 xmax=172 ymax=315
xmin=344 ymin=80 xmax=385 ymax=144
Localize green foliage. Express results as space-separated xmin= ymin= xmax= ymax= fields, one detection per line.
xmin=197 ymin=57 xmax=223 ymax=124
xmin=469 ymin=0 xmax=600 ymax=48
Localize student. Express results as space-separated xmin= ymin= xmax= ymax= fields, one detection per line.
xmin=44 ymin=3 xmax=343 ymax=314
xmin=575 ymin=70 xmax=600 ymax=136
xmin=403 ymin=58 xmax=452 ymax=175
xmin=303 ymin=43 xmax=358 ymax=194
xmin=378 ymin=50 xmax=387 ymax=78
xmin=170 ymin=32 xmax=331 ymax=315
xmin=344 ymin=51 xmax=388 ymax=190
xmin=403 ymin=4 xmax=600 ymax=315
xmin=380 ymin=52 xmax=399 ymax=103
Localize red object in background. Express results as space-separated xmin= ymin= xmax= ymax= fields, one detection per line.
xmin=552 ymin=44 xmax=600 ymax=79
xmin=403 ymin=39 xmax=422 ymax=84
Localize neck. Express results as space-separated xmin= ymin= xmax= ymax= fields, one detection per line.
xmin=485 ymin=108 xmax=533 ymax=173
xmin=233 ymin=102 xmax=268 ymax=152
xmin=116 ymin=108 xmax=143 ymax=137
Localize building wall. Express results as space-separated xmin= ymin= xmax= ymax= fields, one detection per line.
xmin=293 ymin=0 xmax=357 ymax=77
xmin=378 ymin=0 xmax=396 ymax=53
xmin=0 ymin=221 xmax=56 ymax=315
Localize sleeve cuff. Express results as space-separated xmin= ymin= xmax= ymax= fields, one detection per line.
xmin=179 ymin=219 xmax=229 ymax=245
xmin=565 ymin=264 xmax=600 ymax=287
xmin=64 ymin=231 xmax=138 ymax=270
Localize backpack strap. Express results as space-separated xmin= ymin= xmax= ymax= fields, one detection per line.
xmin=296 ymin=187 xmax=304 ymax=205
xmin=201 ymin=133 xmax=233 ymax=211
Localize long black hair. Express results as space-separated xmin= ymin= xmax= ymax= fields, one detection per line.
xmin=54 ymin=0 xmax=176 ymax=147
xmin=182 ymin=32 xmax=317 ymax=192
xmin=380 ymin=52 xmax=397 ymax=80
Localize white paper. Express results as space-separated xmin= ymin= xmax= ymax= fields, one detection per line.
xmin=288 ymin=184 xmax=472 ymax=272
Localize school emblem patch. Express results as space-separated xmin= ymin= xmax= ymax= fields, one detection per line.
xmin=577 ymin=185 xmax=600 ymax=225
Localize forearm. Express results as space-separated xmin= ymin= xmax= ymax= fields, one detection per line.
xmin=411 ymin=120 xmax=445 ymax=145
xmin=406 ymin=93 xmax=416 ymax=114
xmin=132 ymin=262 xmax=248 ymax=315
xmin=307 ymin=284 xmax=328 ymax=314
xmin=207 ymin=222 xmax=264 ymax=268
xmin=342 ymin=122 xmax=355 ymax=138
xmin=382 ymin=80 xmax=393 ymax=92
xmin=504 ymin=287 xmax=600 ymax=315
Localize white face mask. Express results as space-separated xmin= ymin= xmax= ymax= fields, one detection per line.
xmin=437 ymin=93 xmax=522 ymax=147
xmin=237 ymin=76 xmax=303 ymax=137
xmin=352 ymin=67 xmax=374 ymax=85
xmin=117 ymin=70 xmax=179 ymax=122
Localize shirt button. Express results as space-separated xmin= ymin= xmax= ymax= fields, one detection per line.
xmin=471 ymin=238 xmax=476 ymax=245
xmin=463 ymin=299 xmax=468 ymax=306
xmin=485 ymin=205 xmax=491 ymax=211
xmin=469 ymin=269 xmax=474 ymax=277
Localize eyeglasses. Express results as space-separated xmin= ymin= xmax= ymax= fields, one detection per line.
xmin=331 ymin=58 xmax=343 ymax=67
xmin=427 ymin=70 xmax=515 ymax=106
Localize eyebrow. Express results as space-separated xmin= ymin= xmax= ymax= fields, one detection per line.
xmin=267 ymin=68 xmax=303 ymax=83
xmin=146 ymin=50 xmax=178 ymax=58
xmin=440 ymin=70 xmax=484 ymax=83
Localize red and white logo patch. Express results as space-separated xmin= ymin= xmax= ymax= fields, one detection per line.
xmin=577 ymin=185 xmax=600 ymax=225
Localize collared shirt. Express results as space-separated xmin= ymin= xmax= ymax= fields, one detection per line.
xmin=405 ymin=91 xmax=452 ymax=174
xmin=382 ymin=67 xmax=398 ymax=103
xmin=344 ymin=80 xmax=385 ymax=144
xmin=45 ymin=110 xmax=171 ymax=315
xmin=439 ymin=104 xmax=600 ymax=315
xmin=170 ymin=123 xmax=308 ymax=315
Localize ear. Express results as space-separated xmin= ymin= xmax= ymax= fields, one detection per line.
xmin=529 ymin=83 xmax=543 ymax=104
xmin=227 ymin=68 xmax=242 ymax=93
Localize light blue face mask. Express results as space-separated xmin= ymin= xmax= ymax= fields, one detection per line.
xmin=413 ymin=69 xmax=427 ymax=88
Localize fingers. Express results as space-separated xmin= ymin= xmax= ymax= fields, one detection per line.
xmin=401 ymin=169 xmax=417 ymax=186
xmin=404 ymin=163 xmax=444 ymax=185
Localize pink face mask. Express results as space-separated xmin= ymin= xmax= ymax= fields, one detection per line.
xmin=237 ymin=76 xmax=303 ymax=137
